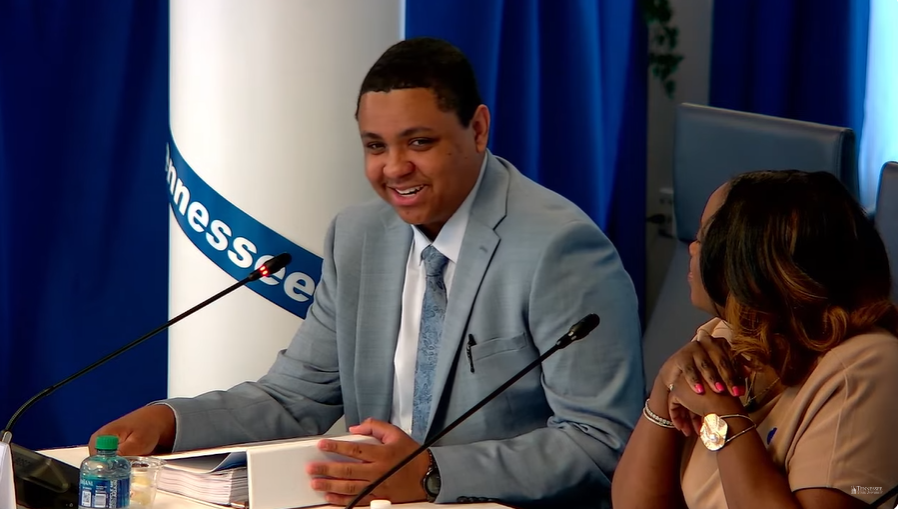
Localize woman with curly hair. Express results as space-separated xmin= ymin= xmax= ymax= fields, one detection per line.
xmin=613 ymin=170 xmax=898 ymax=508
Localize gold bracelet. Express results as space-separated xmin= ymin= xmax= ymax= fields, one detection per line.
xmin=700 ymin=413 xmax=757 ymax=450
xmin=724 ymin=423 xmax=758 ymax=445
xmin=643 ymin=399 xmax=676 ymax=429
xmin=719 ymin=414 xmax=753 ymax=423
xmin=720 ymin=414 xmax=756 ymax=445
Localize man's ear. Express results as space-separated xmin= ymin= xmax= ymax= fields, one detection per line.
xmin=470 ymin=105 xmax=490 ymax=153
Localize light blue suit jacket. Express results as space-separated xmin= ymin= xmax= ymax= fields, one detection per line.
xmin=165 ymin=153 xmax=644 ymax=507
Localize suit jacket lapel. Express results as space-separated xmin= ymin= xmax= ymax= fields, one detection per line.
xmin=425 ymin=154 xmax=508 ymax=435
xmin=355 ymin=207 xmax=412 ymax=423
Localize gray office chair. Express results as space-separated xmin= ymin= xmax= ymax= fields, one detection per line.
xmin=875 ymin=161 xmax=898 ymax=301
xmin=642 ymin=103 xmax=857 ymax=387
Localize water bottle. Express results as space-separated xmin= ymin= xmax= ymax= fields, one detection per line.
xmin=79 ymin=435 xmax=131 ymax=508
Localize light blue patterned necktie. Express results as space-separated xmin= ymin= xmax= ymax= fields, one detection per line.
xmin=411 ymin=245 xmax=449 ymax=443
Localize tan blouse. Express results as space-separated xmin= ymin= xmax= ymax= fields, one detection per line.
xmin=680 ymin=319 xmax=898 ymax=507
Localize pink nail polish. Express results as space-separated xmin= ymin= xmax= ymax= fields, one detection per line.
xmin=694 ymin=383 xmax=705 ymax=394
xmin=733 ymin=386 xmax=744 ymax=396
xmin=715 ymin=382 xmax=725 ymax=392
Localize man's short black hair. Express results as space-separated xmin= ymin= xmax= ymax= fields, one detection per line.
xmin=356 ymin=37 xmax=483 ymax=127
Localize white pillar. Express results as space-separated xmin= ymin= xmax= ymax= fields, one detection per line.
xmin=168 ymin=0 xmax=402 ymax=398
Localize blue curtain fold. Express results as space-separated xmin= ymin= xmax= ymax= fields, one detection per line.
xmin=406 ymin=0 xmax=648 ymax=320
xmin=0 ymin=0 xmax=170 ymax=450
xmin=710 ymin=0 xmax=869 ymax=138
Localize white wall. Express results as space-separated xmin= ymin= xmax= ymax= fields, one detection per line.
xmin=644 ymin=0 xmax=715 ymax=318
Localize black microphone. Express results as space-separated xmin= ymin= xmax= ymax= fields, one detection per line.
xmin=344 ymin=313 xmax=601 ymax=508
xmin=2 ymin=252 xmax=291 ymax=509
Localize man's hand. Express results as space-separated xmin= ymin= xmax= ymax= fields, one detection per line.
xmin=88 ymin=405 xmax=176 ymax=456
xmin=306 ymin=418 xmax=429 ymax=506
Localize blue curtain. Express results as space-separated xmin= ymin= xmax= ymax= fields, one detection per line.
xmin=405 ymin=0 xmax=648 ymax=319
xmin=710 ymin=0 xmax=869 ymax=142
xmin=0 ymin=1 xmax=170 ymax=450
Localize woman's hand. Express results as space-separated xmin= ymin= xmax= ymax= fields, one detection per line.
xmin=668 ymin=371 xmax=746 ymax=435
xmin=667 ymin=394 xmax=701 ymax=436
xmin=656 ymin=327 xmax=746 ymax=398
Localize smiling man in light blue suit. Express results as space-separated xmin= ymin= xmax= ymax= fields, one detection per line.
xmin=91 ymin=37 xmax=644 ymax=508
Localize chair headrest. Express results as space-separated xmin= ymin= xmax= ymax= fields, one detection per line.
xmin=673 ymin=103 xmax=856 ymax=243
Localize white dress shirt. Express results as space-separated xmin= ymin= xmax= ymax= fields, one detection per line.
xmin=390 ymin=156 xmax=488 ymax=436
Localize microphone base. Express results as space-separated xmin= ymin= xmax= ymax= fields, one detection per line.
xmin=11 ymin=443 xmax=80 ymax=509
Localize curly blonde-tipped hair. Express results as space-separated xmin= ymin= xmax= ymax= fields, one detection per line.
xmin=700 ymin=170 xmax=898 ymax=385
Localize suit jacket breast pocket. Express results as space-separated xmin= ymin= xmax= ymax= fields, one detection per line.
xmin=469 ymin=332 xmax=532 ymax=363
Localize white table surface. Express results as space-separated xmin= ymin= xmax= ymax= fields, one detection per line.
xmin=41 ymin=446 xmax=507 ymax=509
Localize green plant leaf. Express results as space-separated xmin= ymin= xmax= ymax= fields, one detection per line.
xmin=642 ymin=0 xmax=682 ymax=99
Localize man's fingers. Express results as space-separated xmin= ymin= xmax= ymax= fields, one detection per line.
xmin=91 ymin=422 xmax=155 ymax=456
xmin=306 ymin=461 xmax=374 ymax=481
xmin=318 ymin=439 xmax=380 ymax=462
xmin=311 ymin=477 xmax=370 ymax=496
xmin=351 ymin=419 xmax=401 ymax=443
xmin=90 ymin=427 xmax=126 ymax=455
xmin=347 ymin=416 xmax=379 ymax=437
xmin=118 ymin=433 xmax=154 ymax=456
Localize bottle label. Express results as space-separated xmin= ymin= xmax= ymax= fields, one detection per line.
xmin=79 ymin=477 xmax=130 ymax=508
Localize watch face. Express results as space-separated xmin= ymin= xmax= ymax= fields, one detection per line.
xmin=425 ymin=471 xmax=441 ymax=495
xmin=700 ymin=413 xmax=728 ymax=451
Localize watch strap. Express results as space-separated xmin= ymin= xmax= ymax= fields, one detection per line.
xmin=422 ymin=449 xmax=441 ymax=502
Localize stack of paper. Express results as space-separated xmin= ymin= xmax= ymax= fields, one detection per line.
xmin=153 ymin=434 xmax=379 ymax=508
xmin=157 ymin=452 xmax=249 ymax=506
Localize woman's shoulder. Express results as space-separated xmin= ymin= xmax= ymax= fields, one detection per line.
xmin=810 ymin=329 xmax=898 ymax=385
xmin=779 ymin=330 xmax=898 ymax=504
xmin=823 ymin=329 xmax=898 ymax=363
